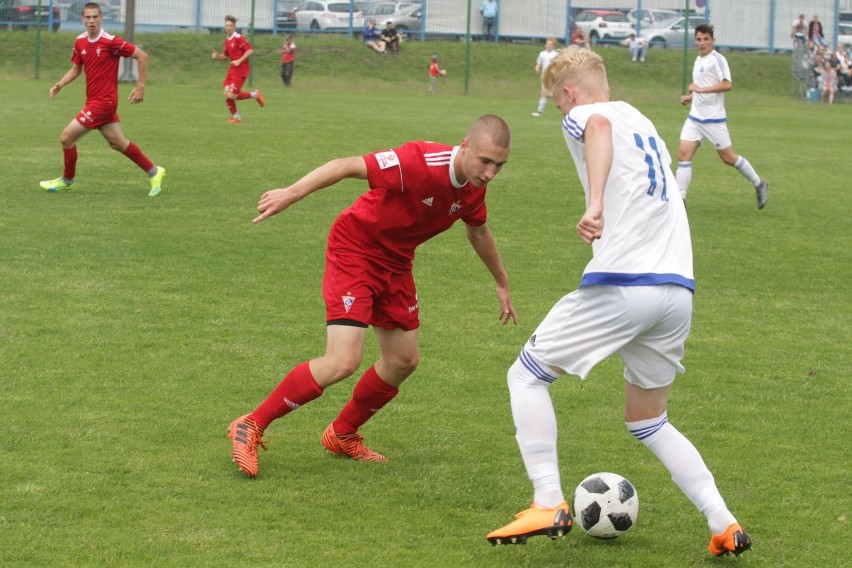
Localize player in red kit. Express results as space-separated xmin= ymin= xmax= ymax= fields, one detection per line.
xmin=228 ymin=115 xmax=518 ymax=477
xmin=40 ymin=2 xmax=165 ymax=196
xmin=212 ymin=15 xmax=264 ymax=123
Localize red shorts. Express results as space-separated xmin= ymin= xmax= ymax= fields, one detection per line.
xmin=75 ymin=101 xmax=119 ymax=129
xmin=322 ymin=250 xmax=420 ymax=331
xmin=223 ymin=69 xmax=247 ymax=93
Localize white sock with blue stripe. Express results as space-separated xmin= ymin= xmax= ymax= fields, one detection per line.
xmin=676 ymin=161 xmax=692 ymax=200
xmin=734 ymin=156 xmax=761 ymax=186
xmin=507 ymin=354 xmax=564 ymax=509
xmin=627 ymin=412 xmax=736 ymax=533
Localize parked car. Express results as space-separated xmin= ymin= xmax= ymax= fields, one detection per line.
xmin=839 ymin=23 xmax=852 ymax=47
xmin=0 ymin=0 xmax=60 ymax=30
xmin=640 ymin=17 xmax=696 ymax=48
xmin=291 ymin=0 xmax=364 ymax=30
xmin=68 ymin=1 xmax=120 ymax=23
xmin=275 ymin=0 xmax=302 ymax=30
xmin=628 ymin=8 xmax=680 ymax=32
xmin=366 ymin=2 xmax=420 ymax=32
xmin=574 ymin=9 xmax=633 ymax=45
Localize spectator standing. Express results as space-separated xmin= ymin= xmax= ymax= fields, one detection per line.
xmin=480 ymin=0 xmax=498 ymax=41
xmin=531 ymin=37 xmax=559 ymax=117
xmin=621 ymin=33 xmax=648 ymax=63
xmin=280 ymin=34 xmax=296 ymax=87
xmin=381 ymin=21 xmax=401 ymax=53
xmin=809 ymin=14 xmax=827 ymax=50
xmin=675 ymin=24 xmax=768 ymax=209
xmin=39 ymin=2 xmax=165 ymax=196
xmin=228 ymin=115 xmax=517 ymax=477
xmin=791 ymin=14 xmax=807 ymax=48
xmin=363 ymin=19 xmax=386 ymax=54
xmin=212 ymin=15 xmax=264 ymax=123
xmin=428 ymin=55 xmax=447 ymax=92
xmin=570 ymin=23 xmax=590 ymax=50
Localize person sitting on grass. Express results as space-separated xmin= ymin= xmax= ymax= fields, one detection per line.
xmin=363 ymin=19 xmax=386 ymax=55
xmin=381 ymin=21 xmax=401 ymax=53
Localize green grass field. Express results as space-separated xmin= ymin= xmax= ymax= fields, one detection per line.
xmin=1 ymin=32 xmax=850 ymax=567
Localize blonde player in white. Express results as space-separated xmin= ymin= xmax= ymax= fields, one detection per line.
xmin=531 ymin=37 xmax=559 ymax=117
xmin=677 ymin=24 xmax=768 ymax=209
xmin=487 ymin=46 xmax=752 ymax=558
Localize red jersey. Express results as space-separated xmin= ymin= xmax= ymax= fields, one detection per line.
xmin=281 ymin=39 xmax=296 ymax=64
xmin=328 ymin=141 xmax=488 ymax=272
xmin=429 ymin=62 xmax=440 ymax=77
xmin=224 ymin=32 xmax=252 ymax=77
xmin=71 ymin=30 xmax=136 ymax=105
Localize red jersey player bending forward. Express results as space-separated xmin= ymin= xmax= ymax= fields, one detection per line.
xmin=211 ymin=15 xmax=264 ymax=123
xmin=229 ymin=115 xmax=518 ymax=477
xmin=40 ymin=2 xmax=165 ymax=197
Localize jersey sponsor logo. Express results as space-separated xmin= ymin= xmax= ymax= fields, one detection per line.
xmin=375 ymin=150 xmax=400 ymax=170
xmin=528 ymin=333 xmax=536 ymax=347
xmin=449 ymin=200 xmax=461 ymax=215
xmin=421 ymin=197 xmax=433 ymax=206
xmin=342 ymin=293 xmax=356 ymax=313
xmin=81 ymin=49 xmax=87 ymax=56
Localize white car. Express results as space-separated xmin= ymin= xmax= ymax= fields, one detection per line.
xmin=628 ymin=8 xmax=681 ymax=31
xmin=839 ymin=23 xmax=852 ymax=47
xmin=574 ymin=9 xmax=634 ymax=45
xmin=292 ymin=0 xmax=364 ymax=30
xmin=641 ymin=18 xmax=696 ymax=48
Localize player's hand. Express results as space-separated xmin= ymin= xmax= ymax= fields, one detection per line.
xmin=496 ymin=286 xmax=518 ymax=325
xmin=254 ymin=187 xmax=298 ymax=223
xmin=576 ymin=205 xmax=603 ymax=245
xmin=211 ymin=51 xmax=218 ymax=59
xmin=49 ymin=84 xmax=61 ymax=98
xmin=230 ymin=60 xmax=240 ymax=67
xmin=128 ymin=86 xmax=144 ymax=104
xmin=680 ymin=94 xmax=692 ymax=105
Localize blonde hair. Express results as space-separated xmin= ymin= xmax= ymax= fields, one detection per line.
xmin=542 ymin=46 xmax=607 ymax=95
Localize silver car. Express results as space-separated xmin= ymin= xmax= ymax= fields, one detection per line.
xmin=293 ymin=0 xmax=365 ymax=30
xmin=640 ymin=18 xmax=696 ymax=48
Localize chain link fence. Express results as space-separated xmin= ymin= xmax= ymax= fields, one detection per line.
xmin=5 ymin=1 xmax=850 ymax=53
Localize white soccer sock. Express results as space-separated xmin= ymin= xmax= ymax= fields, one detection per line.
xmin=627 ymin=413 xmax=736 ymax=534
xmin=507 ymin=356 xmax=564 ymax=508
xmin=537 ymin=97 xmax=547 ymax=113
xmin=676 ymin=161 xmax=692 ymax=200
xmin=734 ymin=156 xmax=761 ymax=186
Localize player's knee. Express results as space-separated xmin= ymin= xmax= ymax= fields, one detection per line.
xmin=325 ymin=354 xmax=363 ymax=381
xmin=386 ymin=351 xmax=419 ymax=377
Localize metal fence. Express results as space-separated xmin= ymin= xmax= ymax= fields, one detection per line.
xmin=4 ymin=0 xmax=851 ymax=53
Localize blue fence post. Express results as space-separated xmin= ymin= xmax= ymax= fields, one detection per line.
xmin=636 ymin=0 xmax=643 ymax=38
xmin=564 ymin=0 xmax=572 ymax=44
xmin=195 ymin=0 xmax=201 ymax=33
xmin=420 ymin=0 xmax=427 ymax=42
xmin=768 ymin=0 xmax=775 ymax=54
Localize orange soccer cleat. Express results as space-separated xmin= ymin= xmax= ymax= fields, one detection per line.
xmin=254 ymin=90 xmax=265 ymax=107
xmin=487 ymin=501 xmax=573 ymax=545
xmin=228 ymin=414 xmax=268 ymax=477
xmin=320 ymin=423 xmax=387 ymax=462
xmin=708 ymin=523 xmax=752 ymax=557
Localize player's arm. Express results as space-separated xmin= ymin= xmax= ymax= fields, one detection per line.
xmin=577 ymin=113 xmax=612 ymax=245
xmin=687 ymin=79 xmax=732 ymax=94
xmin=466 ymin=223 xmax=518 ymax=325
xmin=49 ymin=64 xmax=82 ymax=98
xmin=254 ymin=156 xmax=368 ymax=224
xmin=128 ymin=46 xmax=148 ymax=104
xmin=232 ymin=48 xmax=254 ymax=67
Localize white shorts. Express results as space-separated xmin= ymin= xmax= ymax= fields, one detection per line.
xmin=680 ymin=118 xmax=732 ymax=150
xmin=523 ymin=285 xmax=692 ymax=389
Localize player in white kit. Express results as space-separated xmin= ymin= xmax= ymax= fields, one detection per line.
xmin=486 ymin=46 xmax=752 ymax=558
xmin=676 ymin=24 xmax=768 ymax=209
xmin=531 ymin=37 xmax=559 ymax=117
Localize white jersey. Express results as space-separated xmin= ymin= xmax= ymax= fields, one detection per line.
xmin=688 ymin=49 xmax=731 ymax=122
xmin=536 ymin=48 xmax=558 ymax=73
xmin=561 ymin=101 xmax=694 ymax=291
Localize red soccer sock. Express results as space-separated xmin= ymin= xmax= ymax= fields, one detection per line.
xmin=226 ymin=99 xmax=237 ymax=115
xmin=122 ymin=142 xmax=154 ymax=172
xmin=249 ymin=361 xmax=323 ymax=430
xmin=332 ymin=366 xmax=399 ymax=435
xmin=236 ymin=92 xmax=252 ymax=100
xmin=63 ymin=146 xmax=78 ymax=180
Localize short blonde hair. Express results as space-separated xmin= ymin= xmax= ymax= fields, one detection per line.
xmin=542 ymin=46 xmax=606 ymax=94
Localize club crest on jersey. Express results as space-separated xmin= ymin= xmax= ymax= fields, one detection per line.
xmin=449 ymin=200 xmax=462 ymax=215
xmin=374 ymin=150 xmax=400 ymax=170
xmin=96 ymin=47 xmax=102 ymax=57
xmin=422 ymin=197 xmax=433 ymax=206
xmin=342 ymin=293 xmax=356 ymax=313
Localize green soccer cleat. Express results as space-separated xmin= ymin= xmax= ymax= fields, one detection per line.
xmin=39 ymin=177 xmax=75 ymax=192
xmin=148 ymin=166 xmax=166 ymax=197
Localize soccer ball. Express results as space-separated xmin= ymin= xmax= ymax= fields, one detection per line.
xmin=573 ymin=472 xmax=639 ymax=539
xmin=440 ymin=69 xmax=448 ymax=76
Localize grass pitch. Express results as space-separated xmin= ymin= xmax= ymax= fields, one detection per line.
xmin=1 ymin=32 xmax=850 ymax=567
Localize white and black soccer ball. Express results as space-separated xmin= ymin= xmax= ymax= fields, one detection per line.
xmin=573 ymin=472 xmax=639 ymax=539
